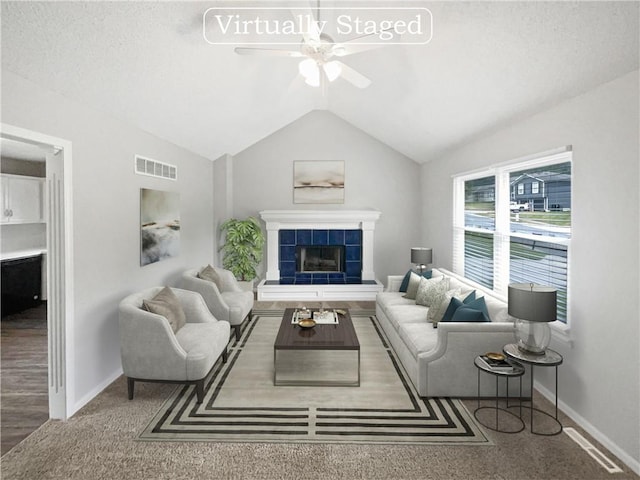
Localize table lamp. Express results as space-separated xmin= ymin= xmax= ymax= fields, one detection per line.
xmin=508 ymin=283 xmax=557 ymax=355
xmin=411 ymin=248 xmax=432 ymax=274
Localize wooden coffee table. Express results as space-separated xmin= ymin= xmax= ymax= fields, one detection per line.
xmin=273 ymin=308 xmax=360 ymax=386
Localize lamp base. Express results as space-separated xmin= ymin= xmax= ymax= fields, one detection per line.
xmin=514 ymin=320 xmax=551 ymax=355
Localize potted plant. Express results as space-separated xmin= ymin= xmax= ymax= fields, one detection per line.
xmin=219 ymin=217 xmax=265 ymax=290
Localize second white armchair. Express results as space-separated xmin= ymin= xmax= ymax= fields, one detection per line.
xmin=181 ymin=266 xmax=254 ymax=341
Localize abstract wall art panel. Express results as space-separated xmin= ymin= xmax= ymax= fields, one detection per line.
xmin=293 ymin=160 xmax=345 ymax=204
xmin=140 ymin=188 xmax=180 ymax=266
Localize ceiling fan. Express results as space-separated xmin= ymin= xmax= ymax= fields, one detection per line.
xmin=234 ymin=6 xmax=393 ymax=89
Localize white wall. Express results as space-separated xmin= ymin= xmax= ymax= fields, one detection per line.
xmin=1 ymin=71 xmax=216 ymax=412
xmin=421 ymin=70 xmax=640 ymax=471
xmin=231 ymin=110 xmax=423 ymax=283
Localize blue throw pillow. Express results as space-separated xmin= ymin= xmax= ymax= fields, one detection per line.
xmin=441 ymin=290 xmax=476 ymax=322
xmin=399 ymin=269 xmax=432 ymax=292
xmin=442 ymin=293 xmax=491 ymax=323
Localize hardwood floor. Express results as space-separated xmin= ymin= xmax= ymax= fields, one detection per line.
xmin=1 ymin=303 xmax=48 ymax=456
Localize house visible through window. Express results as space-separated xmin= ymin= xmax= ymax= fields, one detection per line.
xmin=453 ymin=149 xmax=572 ymax=324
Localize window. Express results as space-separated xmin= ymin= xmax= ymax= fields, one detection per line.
xmin=453 ymin=149 xmax=572 ymax=323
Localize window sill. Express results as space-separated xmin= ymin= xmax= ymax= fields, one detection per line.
xmin=550 ymin=321 xmax=573 ymax=347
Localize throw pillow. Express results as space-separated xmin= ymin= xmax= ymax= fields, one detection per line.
xmin=441 ymin=290 xmax=477 ymax=322
xmin=198 ymin=264 xmax=221 ymax=288
xmin=399 ymin=269 xmax=432 ymax=292
xmin=142 ymin=286 xmax=186 ymax=333
xmin=445 ymin=296 xmax=491 ymax=323
xmin=427 ymin=288 xmax=462 ymax=324
xmin=415 ymin=276 xmax=451 ymax=307
xmin=403 ymin=272 xmax=422 ymax=300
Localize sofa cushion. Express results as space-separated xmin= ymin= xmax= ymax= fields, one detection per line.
xmin=175 ymin=321 xmax=229 ymax=380
xmin=398 ymin=322 xmax=438 ymax=359
xmin=142 ymin=286 xmax=186 ymax=333
xmin=415 ymin=276 xmax=451 ymax=307
xmin=399 ymin=270 xmax=432 ymax=292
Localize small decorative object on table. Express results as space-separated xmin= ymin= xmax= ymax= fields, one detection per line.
xmin=298 ymin=319 xmax=316 ymax=328
xmin=478 ymin=352 xmax=515 ymax=372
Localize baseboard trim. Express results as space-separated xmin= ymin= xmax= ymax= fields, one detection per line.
xmin=535 ymin=381 xmax=639 ymax=475
xmin=70 ymin=368 xmax=123 ymax=418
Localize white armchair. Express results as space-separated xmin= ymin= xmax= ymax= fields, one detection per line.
xmin=118 ymin=287 xmax=230 ymax=403
xmin=181 ymin=267 xmax=254 ymax=341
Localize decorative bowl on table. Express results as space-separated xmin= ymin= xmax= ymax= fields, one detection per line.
xmin=486 ymin=352 xmax=506 ymax=361
xmin=298 ymin=319 xmax=316 ymax=328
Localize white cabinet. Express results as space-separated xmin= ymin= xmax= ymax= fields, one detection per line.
xmin=1 ymin=174 xmax=45 ymax=224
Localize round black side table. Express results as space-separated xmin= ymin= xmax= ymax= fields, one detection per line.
xmin=474 ymin=356 xmax=525 ymax=433
xmin=503 ymin=343 xmax=563 ymax=436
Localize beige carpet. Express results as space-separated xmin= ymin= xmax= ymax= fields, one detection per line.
xmin=1 ymin=306 xmax=637 ymax=479
xmin=139 ymin=314 xmax=488 ymax=445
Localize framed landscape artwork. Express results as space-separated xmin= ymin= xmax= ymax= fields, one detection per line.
xmin=293 ymin=160 xmax=345 ymax=204
xmin=140 ymin=188 xmax=180 ymax=266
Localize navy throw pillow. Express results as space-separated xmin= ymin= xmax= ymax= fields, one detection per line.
xmin=399 ymin=270 xmax=433 ymax=292
xmin=442 ymin=293 xmax=491 ymax=323
xmin=441 ymin=290 xmax=476 ymax=322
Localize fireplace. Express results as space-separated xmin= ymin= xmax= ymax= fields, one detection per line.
xmin=257 ymin=210 xmax=383 ymax=300
xmin=297 ymin=245 xmax=345 ymax=273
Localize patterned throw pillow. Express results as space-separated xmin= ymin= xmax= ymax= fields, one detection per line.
xmin=427 ymin=288 xmax=463 ymax=325
xmin=415 ymin=276 xmax=451 ymax=307
xmin=142 ymin=286 xmax=186 ymax=333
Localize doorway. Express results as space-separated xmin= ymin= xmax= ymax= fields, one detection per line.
xmin=0 ymin=124 xmax=73 ymax=427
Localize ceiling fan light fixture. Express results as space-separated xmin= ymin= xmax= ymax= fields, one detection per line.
xmin=323 ymin=61 xmax=342 ymax=82
xmin=299 ymin=58 xmax=320 ymax=86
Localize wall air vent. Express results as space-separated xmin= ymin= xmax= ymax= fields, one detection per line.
xmin=135 ymin=155 xmax=177 ymax=181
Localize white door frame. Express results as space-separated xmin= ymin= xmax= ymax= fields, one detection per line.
xmin=1 ymin=123 xmax=74 ymax=420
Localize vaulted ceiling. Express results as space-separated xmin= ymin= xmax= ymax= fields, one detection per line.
xmin=2 ymin=1 xmax=638 ymax=164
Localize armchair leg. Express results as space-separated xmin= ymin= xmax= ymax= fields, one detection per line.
xmin=127 ymin=377 xmax=135 ymax=400
xmin=222 ymin=347 xmax=228 ymax=363
xmin=234 ymin=325 xmax=241 ymax=341
xmin=195 ymin=379 xmax=204 ymax=404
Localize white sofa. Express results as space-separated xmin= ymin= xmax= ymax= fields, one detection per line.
xmin=376 ymin=268 xmax=530 ymax=397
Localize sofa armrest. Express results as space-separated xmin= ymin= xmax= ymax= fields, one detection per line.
xmin=418 ymin=321 xmax=515 ymax=363
xmin=386 ymin=275 xmax=405 ymax=292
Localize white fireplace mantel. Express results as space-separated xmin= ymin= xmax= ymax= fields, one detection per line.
xmin=259 ymin=209 xmax=381 ymax=282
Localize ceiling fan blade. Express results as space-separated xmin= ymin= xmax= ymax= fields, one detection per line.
xmin=333 ymin=61 xmax=372 ymax=89
xmin=333 ymin=28 xmax=399 ymax=57
xmin=234 ymin=47 xmax=303 ymax=57
xmin=290 ymin=4 xmax=320 ymax=44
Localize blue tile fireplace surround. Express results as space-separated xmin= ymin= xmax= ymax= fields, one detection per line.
xmin=278 ymin=229 xmax=362 ymax=284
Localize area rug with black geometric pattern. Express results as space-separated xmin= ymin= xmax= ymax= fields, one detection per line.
xmin=139 ymin=313 xmax=491 ymax=445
